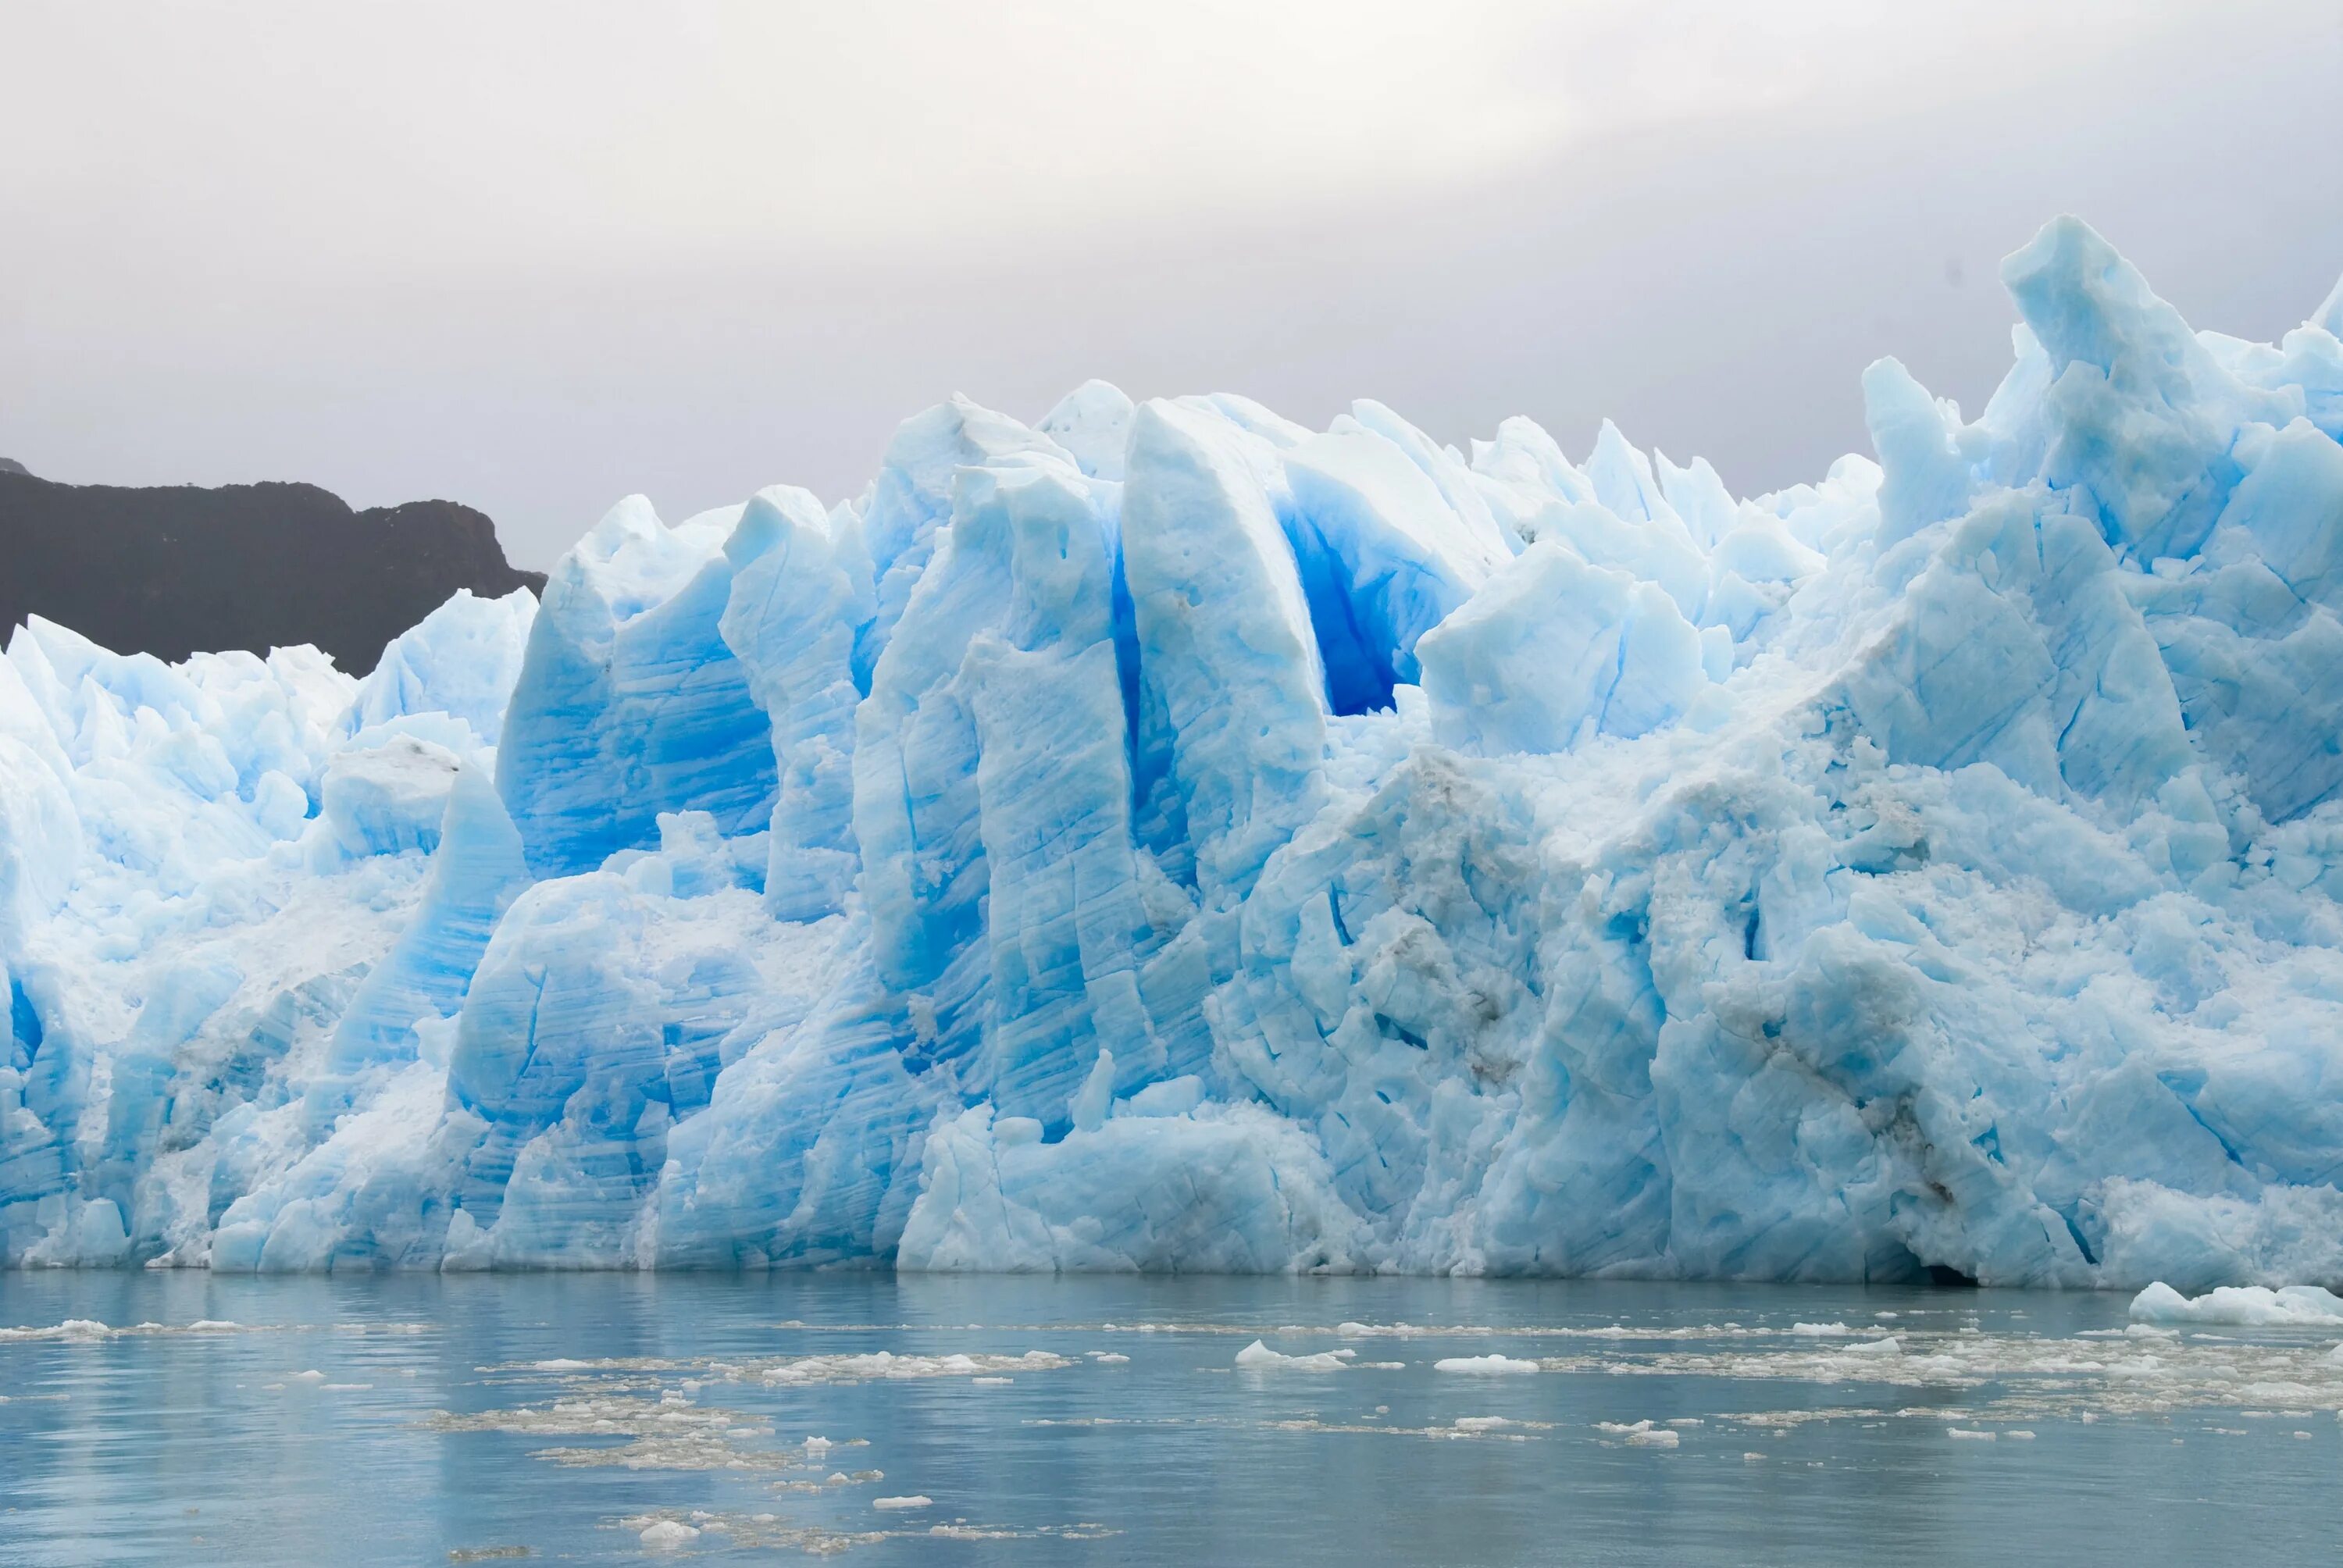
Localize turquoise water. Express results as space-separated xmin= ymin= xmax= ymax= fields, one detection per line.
xmin=1 ymin=1273 xmax=2334 ymax=1565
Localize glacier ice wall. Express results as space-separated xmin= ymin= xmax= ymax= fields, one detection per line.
xmin=9 ymin=219 xmax=2343 ymax=1288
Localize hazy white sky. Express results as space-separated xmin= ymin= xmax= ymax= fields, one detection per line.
xmin=5 ymin=1 xmax=2341 ymax=565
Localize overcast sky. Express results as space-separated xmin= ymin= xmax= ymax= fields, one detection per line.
xmin=5 ymin=1 xmax=2341 ymax=567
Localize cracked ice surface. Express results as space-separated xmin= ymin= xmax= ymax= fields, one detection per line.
xmin=8 ymin=221 xmax=2343 ymax=1287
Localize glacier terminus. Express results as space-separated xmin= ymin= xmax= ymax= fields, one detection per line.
xmin=7 ymin=217 xmax=2343 ymax=1290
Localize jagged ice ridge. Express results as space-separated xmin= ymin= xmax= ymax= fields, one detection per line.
xmin=7 ymin=218 xmax=2343 ymax=1287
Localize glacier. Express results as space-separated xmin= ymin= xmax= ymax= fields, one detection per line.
xmin=8 ymin=217 xmax=2343 ymax=1289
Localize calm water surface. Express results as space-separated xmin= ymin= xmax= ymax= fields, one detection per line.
xmin=1 ymin=1271 xmax=2334 ymax=1565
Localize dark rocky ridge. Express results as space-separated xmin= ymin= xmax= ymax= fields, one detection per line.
xmin=0 ymin=470 xmax=544 ymax=674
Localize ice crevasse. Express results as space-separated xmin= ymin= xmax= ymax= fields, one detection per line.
xmin=9 ymin=217 xmax=2343 ymax=1287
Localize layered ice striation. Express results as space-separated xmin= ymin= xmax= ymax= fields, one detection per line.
xmin=9 ymin=219 xmax=2343 ymax=1288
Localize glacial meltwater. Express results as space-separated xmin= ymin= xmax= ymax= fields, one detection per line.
xmin=2 ymin=1274 xmax=2337 ymax=1565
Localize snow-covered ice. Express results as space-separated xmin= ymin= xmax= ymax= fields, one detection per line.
xmin=7 ymin=218 xmax=2343 ymax=1288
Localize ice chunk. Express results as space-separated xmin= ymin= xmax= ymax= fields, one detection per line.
xmin=1282 ymin=419 xmax=1509 ymax=710
xmin=1234 ymin=1339 xmax=1353 ymax=1371
xmin=497 ymin=496 xmax=775 ymax=877
xmin=1415 ymin=540 xmax=1706 ymax=755
xmin=719 ymin=486 xmax=873 ymax=920
xmin=319 ymin=768 xmax=530 ymax=1076
xmin=2129 ymin=1282 xmax=2343 ymax=1327
xmin=1120 ymin=398 xmax=1327 ymax=899
xmin=348 ymin=586 xmax=536 ymax=747
xmin=1038 ymin=380 xmax=1136 ymax=483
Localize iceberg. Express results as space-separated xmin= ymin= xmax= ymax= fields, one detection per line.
xmin=9 ymin=217 xmax=2343 ymax=1289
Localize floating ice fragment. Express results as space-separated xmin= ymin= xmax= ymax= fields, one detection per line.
xmin=1832 ymin=1338 xmax=1903 ymax=1358
xmin=1235 ymin=1340 xmax=1351 ymax=1372
xmin=1435 ymin=1356 xmax=1538 ymax=1375
xmin=2129 ymin=1284 xmax=2343 ymax=1327
xmin=639 ymin=1520 xmax=699 ymax=1548
xmin=1596 ymin=1420 xmax=1678 ymax=1447
xmin=872 ymin=1496 xmax=933 ymax=1511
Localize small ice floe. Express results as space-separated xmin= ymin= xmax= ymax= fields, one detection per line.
xmin=803 ymin=1436 xmax=832 ymax=1452
xmin=872 ymin=1496 xmax=933 ymax=1511
xmin=1453 ymin=1417 xmax=1514 ymax=1431
xmin=1790 ymin=1323 xmax=1851 ymax=1338
xmin=971 ymin=1377 xmax=1013 ymax=1386
xmin=1432 ymin=1355 xmax=1538 ymax=1375
xmin=290 ymin=1370 xmax=326 ymax=1384
xmin=0 ymin=1319 xmax=114 ymax=1342
xmin=1830 ymin=1337 xmax=1903 ymax=1358
xmin=758 ymin=1350 xmax=1069 ymax=1386
xmin=1596 ymin=1421 xmax=1679 ymax=1447
xmin=1235 ymin=1341 xmax=1354 ymax=1371
xmin=2128 ymin=1283 xmax=2343 ymax=1327
xmin=1087 ymin=1352 xmax=1130 ymax=1364
xmin=639 ymin=1520 xmax=699 ymax=1549
xmin=1946 ymin=1427 xmax=1996 ymax=1441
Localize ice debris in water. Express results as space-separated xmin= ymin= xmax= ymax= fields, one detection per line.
xmin=11 ymin=219 xmax=2343 ymax=1286
xmin=2129 ymin=1282 xmax=2343 ymax=1327
xmin=1837 ymin=1337 xmax=1903 ymax=1357
xmin=1434 ymin=1355 xmax=1539 ymax=1375
xmin=1236 ymin=1340 xmax=1356 ymax=1371
xmin=1596 ymin=1420 xmax=1680 ymax=1447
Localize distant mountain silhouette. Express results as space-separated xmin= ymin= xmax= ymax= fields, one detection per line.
xmin=0 ymin=472 xmax=545 ymax=674
xmin=0 ymin=458 xmax=28 ymax=476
